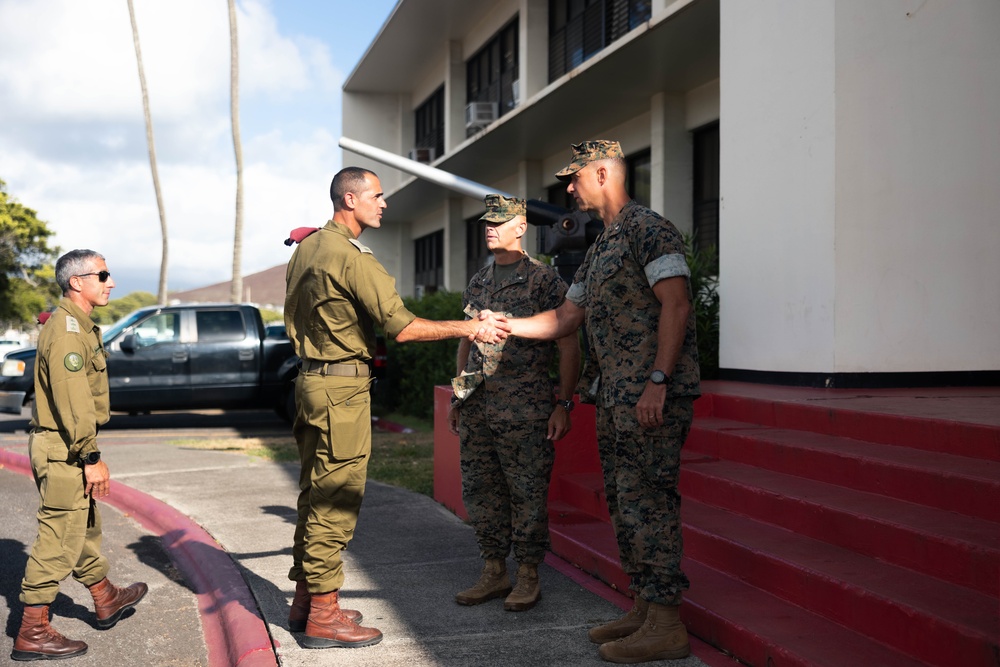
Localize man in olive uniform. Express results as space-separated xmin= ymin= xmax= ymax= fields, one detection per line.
xmin=497 ymin=141 xmax=700 ymax=663
xmin=447 ymin=195 xmax=580 ymax=612
xmin=284 ymin=166 xmax=508 ymax=650
xmin=13 ymin=250 xmax=147 ymax=662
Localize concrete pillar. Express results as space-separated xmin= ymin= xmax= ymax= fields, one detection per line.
xmin=446 ymin=41 xmax=466 ymax=153
xmin=517 ymin=160 xmax=544 ymax=256
xmin=445 ymin=197 xmax=466 ymax=291
xmin=650 ymin=92 xmax=693 ymax=234
xmin=520 ymin=0 xmax=549 ymax=101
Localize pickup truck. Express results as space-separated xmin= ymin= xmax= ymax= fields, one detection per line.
xmin=0 ymin=303 xmax=300 ymax=421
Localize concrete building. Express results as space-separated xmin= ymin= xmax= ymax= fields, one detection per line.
xmin=341 ymin=0 xmax=1000 ymax=386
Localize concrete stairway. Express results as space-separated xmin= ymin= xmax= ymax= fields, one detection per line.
xmin=546 ymin=382 xmax=1000 ymax=667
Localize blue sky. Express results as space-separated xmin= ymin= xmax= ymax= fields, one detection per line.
xmin=0 ymin=0 xmax=397 ymax=296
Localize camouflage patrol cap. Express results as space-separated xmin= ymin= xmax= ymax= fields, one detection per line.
xmin=555 ymin=140 xmax=625 ymax=181
xmin=479 ymin=194 xmax=526 ymax=223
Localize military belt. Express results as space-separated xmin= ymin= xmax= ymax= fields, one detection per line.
xmin=300 ymin=360 xmax=370 ymax=377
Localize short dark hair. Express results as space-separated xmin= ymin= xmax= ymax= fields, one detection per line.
xmin=330 ymin=167 xmax=378 ymax=211
xmin=55 ymin=249 xmax=104 ymax=294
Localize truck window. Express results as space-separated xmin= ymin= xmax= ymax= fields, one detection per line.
xmin=133 ymin=313 xmax=181 ymax=347
xmin=196 ymin=310 xmax=246 ymax=343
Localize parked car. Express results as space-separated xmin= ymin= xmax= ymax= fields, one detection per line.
xmin=0 ymin=303 xmax=300 ymax=421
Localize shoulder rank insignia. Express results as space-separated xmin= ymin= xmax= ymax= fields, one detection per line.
xmin=64 ymin=352 xmax=85 ymax=372
xmin=348 ymin=238 xmax=373 ymax=254
xmin=65 ymin=316 xmax=80 ymax=333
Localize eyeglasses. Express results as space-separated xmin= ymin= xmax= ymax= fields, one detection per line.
xmin=76 ymin=271 xmax=111 ymax=283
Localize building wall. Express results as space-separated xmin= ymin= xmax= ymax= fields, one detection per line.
xmin=720 ymin=0 xmax=1000 ymax=375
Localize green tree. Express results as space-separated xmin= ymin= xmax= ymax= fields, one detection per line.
xmin=92 ymin=291 xmax=159 ymax=326
xmin=0 ymin=179 xmax=59 ymax=326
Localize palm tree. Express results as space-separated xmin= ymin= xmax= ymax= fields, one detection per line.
xmin=227 ymin=0 xmax=245 ymax=303
xmin=127 ymin=0 xmax=169 ymax=305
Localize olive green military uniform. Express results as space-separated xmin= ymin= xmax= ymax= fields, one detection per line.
xmin=566 ymin=199 xmax=700 ymax=607
xmin=285 ymin=220 xmax=416 ymax=594
xmin=458 ymin=253 xmax=567 ymax=565
xmin=20 ymin=297 xmax=111 ymax=605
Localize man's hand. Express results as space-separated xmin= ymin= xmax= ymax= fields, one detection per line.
xmin=470 ymin=310 xmax=511 ymax=343
xmin=547 ymin=405 xmax=572 ymax=441
xmin=447 ymin=404 xmax=460 ymax=435
xmin=636 ymin=383 xmax=668 ymax=428
xmin=84 ymin=460 xmax=111 ymax=498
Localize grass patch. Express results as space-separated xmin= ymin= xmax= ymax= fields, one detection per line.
xmin=168 ymin=419 xmax=435 ymax=497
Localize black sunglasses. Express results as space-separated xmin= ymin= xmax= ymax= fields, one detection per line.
xmin=76 ymin=271 xmax=111 ymax=283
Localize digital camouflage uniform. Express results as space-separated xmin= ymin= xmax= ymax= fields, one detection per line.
xmin=565 ymin=199 xmax=700 ymax=606
xmin=285 ymin=220 xmax=416 ymax=594
xmin=457 ymin=250 xmax=567 ymax=565
xmin=21 ymin=297 xmax=111 ymax=605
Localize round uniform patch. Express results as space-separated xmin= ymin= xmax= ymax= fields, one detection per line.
xmin=64 ymin=352 xmax=85 ymax=372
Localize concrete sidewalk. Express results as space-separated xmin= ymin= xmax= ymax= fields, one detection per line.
xmin=1 ymin=434 xmax=718 ymax=666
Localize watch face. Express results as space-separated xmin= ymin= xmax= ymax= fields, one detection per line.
xmin=650 ymin=370 xmax=666 ymax=385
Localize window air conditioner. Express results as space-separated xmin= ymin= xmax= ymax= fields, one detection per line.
xmin=511 ymin=80 xmax=520 ymax=107
xmin=408 ymin=147 xmax=436 ymax=163
xmin=465 ymin=102 xmax=498 ymax=129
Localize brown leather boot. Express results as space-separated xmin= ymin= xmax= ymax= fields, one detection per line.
xmin=302 ymin=590 xmax=382 ymax=649
xmin=589 ymin=597 xmax=649 ymax=644
xmin=598 ymin=602 xmax=690 ymax=663
xmin=88 ymin=578 xmax=148 ymax=629
xmin=11 ymin=605 xmax=88 ymax=661
xmin=455 ymin=559 xmax=511 ymax=606
xmin=504 ymin=563 xmax=540 ymax=611
xmin=288 ymin=580 xmax=362 ymax=632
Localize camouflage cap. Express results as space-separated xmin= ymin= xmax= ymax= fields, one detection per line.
xmin=555 ymin=140 xmax=625 ymax=181
xmin=479 ymin=194 xmax=526 ymax=223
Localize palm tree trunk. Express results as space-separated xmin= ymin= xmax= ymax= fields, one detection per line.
xmin=228 ymin=0 xmax=244 ymax=304
xmin=127 ymin=0 xmax=169 ymax=304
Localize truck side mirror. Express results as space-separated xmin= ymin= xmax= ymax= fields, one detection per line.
xmin=120 ymin=333 xmax=138 ymax=354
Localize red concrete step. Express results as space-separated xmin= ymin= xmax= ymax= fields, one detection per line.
xmin=699 ymin=389 xmax=1000 ymax=461
xmin=681 ymin=458 xmax=1000 ymax=595
xmin=689 ymin=416 xmax=1000 ymax=522
xmin=681 ymin=559 xmax=930 ymax=667
xmin=683 ymin=500 xmax=1000 ymax=667
xmin=547 ymin=501 xmax=629 ymax=594
xmin=552 ymin=472 xmax=610 ymax=522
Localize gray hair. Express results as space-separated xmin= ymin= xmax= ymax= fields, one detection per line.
xmin=330 ymin=167 xmax=378 ymax=211
xmin=55 ymin=249 xmax=105 ymax=294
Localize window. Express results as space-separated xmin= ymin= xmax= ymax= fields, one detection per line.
xmin=132 ymin=313 xmax=180 ymax=347
xmin=549 ymin=0 xmax=651 ymax=81
xmin=414 ymin=86 xmax=445 ymax=160
xmin=692 ymin=122 xmax=720 ymax=271
xmin=466 ymin=18 xmax=519 ymax=135
xmin=415 ymin=230 xmax=444 ymax=294
xmin=466 ymin=216 xmax=491 ymax=283
xmin=626 ymin=149 xmax=651 ymax=208
xmin=196 ymin=310 xmax=246 ymax=343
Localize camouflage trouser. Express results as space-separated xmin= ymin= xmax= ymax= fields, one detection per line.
xmin=596 ymin=398 xmax=694 ymax=606
xmin=288 ymin=372 xmax=372 ymax=594
xmin=459 ymin=415 xmax=554 ymax=564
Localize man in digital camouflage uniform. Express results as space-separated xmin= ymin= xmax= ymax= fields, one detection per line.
xmin=284 ymin=167 xmax=508 ymax=650
xmin=499 ymin=141 xmax=700 ymax=663
xmin=447 ymin=194 xmax=580 ymax=612
xmin=13 ymin=250 xmax=147 ymax=662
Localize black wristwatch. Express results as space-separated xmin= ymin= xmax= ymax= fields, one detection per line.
xmin=82 ymin=451 xmax=101 ymax=465
xmin=557 ymin=399 xmax=575 ymax=412
xmin=649 ymin=370 xmax=669 ymax=386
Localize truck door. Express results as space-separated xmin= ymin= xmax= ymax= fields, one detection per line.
xmin=108 ymin=310 xmax=191 ymax=411
xmin=188 ymin=308 xmax=259 ymax=406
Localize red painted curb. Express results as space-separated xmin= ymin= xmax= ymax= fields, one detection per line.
xmin=0 ymin=448 xmax=277 ymax=667
xmin=371 ymin=416 xmax=415 ymax=433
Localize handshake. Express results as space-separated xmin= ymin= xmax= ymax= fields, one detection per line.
xmin=468 ymin=310 xmax=511 ymax=344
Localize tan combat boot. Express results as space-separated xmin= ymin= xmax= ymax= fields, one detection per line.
xmin=504 ymin=563 xmax=541 ymax=611
xmin=588 ymin=596 xmax=649 ymax=644
xmin=597 ymin=602 xmax=690 ymax=663
xmin=455 ymin=559 xmax=512 ymax=605
xmin=288 ymin=580 xmax=362 ymax=632
xmin=302 ymin=590 xmax=382 ymax=649
xmin=11 ymin=605 xmax=88 ymax=661
xmin=88 ymin=577 xmax=148 ymax=629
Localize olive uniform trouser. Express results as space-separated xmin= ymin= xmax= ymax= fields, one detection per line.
xmin=596 ymin=398 xmax=694 ymax=607
xmin=459 ymin=415 xmax=555 ymax=565
xmin=288 ymin=372 xmax=372 ymax=594
xmin=20 ymin=430 xmax=109 ymax=605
